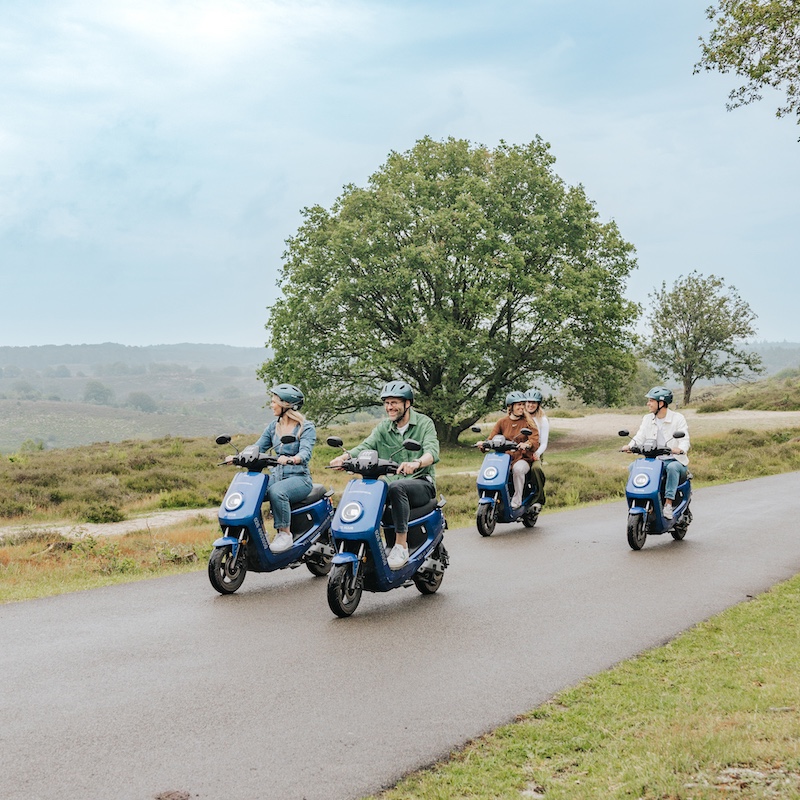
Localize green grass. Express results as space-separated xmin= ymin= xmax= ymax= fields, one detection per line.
xmin=695 ymin=368 xmax=800 ymax=412
xmin=368 ymin=573 xmax=800 ymax=800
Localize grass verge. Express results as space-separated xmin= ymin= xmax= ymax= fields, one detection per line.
xmin=368 ymin=573 xmax=800 ymax=800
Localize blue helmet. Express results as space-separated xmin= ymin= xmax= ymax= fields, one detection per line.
xmin=271 ymin=383 xmax=304 ymax=410
xmin=645 ymin=386 xmax=673 ymax=405
xmin=505 ymin=390 xmax=527 ymax=407
xmin=525 ymin=389 xmax=544 ymax=403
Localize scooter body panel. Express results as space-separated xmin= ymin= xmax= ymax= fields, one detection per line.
xmin=476 ymin=451 xmax=540 ymax=524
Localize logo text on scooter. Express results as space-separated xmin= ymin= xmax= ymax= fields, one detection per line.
xmin=224 ymin=492 xmax=244 ymax=511
xmin=482 ymin=466 xmax=498 ymax=480
xmin=632 ymin=474 xmax=649 ymax=488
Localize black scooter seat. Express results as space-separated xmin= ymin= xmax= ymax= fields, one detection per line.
xmin=290 ymin=483 xmax=327 ymax=509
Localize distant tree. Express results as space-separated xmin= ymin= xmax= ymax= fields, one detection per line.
xmin=126 ymin=392 xmax=158 ymax=413
xmin=12 ymin=381 xmax=41 ymax=401
xmin=619 ymin=359 xmax=664 ymax=407
xmin=260 ymin=136 xmax=639 ymax=443
xmin=696 ymin=0 xmax=800 ymax=134
xmin=643 ymin=272 xmax=764 ymax=404
xmin=83 ymin=380 xmax=115 ymax=405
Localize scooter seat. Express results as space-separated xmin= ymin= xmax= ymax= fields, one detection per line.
xmin=290 ymin=483 xmax=327 ymax=509
xmin=381 ymin=497 xmax=439 ymax=526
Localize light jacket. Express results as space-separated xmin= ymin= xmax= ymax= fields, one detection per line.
xmin=255 ymin=419 xmax=316 ymax=482
xmin=629 ymin=409 xmax=690 ymax=466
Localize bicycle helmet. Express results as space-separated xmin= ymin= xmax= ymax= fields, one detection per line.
xmin=380 ymin=380 xmax=414 ymax=402
xmin=525 ymin=389 xmax=544 ymax=403
xmin=645 ymin=386 xmax=673 ymax=405
xmin=505 ymin=390 xmax=527 ymax=407
xmin=270 ymin=383 xmax=304 ymax=410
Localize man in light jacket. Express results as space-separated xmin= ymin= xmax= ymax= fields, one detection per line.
xmin=621 ymin=386 xmax=689 ymax=520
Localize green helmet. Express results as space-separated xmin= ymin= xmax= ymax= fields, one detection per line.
xmin=270 ymin=383 xmax=304 ymax=410
xmin=645 ymin=386 xmax=673 ymax=405
xmin=380 ymin=380 xmax=414 ymax=402
xmin=505 ymin=390 xmax=527 ymax=407
xmin=525 ymin=389 xmax=544 ymax=403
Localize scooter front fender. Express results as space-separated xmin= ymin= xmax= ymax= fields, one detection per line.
xmin=212 ymin=536 xmax=240 ymax=559
xmin=332 ymin=551 xmax=360 ymax=570
xmin=477 ymin=495 xmax=497 ymax=507
xmin=627 ymin=506 xmax=646 ymax=518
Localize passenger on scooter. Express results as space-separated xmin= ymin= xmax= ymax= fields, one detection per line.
xmin=227 ymin=383 xmax=317 ymax=553
xmin=329 ymin=380 xmax=439 ymax=570
xmin=621 ymin=386 xmax=689 ymax=520
xmin=523 ymin=388 xmax=548 ymax=508
xmin=479 ymin=391 xmax=539 ymax=509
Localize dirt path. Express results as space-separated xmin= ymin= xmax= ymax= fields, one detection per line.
xmin=547 ymin=408 xmax=800 ymax=450
xmin=0 ymin=508 xmax=218 ymax=542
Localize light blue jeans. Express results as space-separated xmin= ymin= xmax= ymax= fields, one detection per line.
xmin=663 ymin=459 xmax=688 ymax=501
xmin=267 ymin=474 xmax=313 ymax=531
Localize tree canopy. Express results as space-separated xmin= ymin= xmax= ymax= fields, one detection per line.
xmin=643 ymin=271 xmax=764 ymax=405
xmin=260 ymin=136 xmax=638 ymax=442
xmin=696 ymin=0 xmax=800 ymax=133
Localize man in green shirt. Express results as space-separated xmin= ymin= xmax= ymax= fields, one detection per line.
xmin=329 ymin=380 xmax=439 ymax=569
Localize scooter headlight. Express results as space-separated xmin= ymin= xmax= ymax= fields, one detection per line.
xmin=632 ymin=474 xmax=649 ymax=488
xmin=340 ymin=501 xmax=363 ymax=524
xmin=224 ymin=492 xmax=244 ymax=511
xmin=482 ymin=466 xmax=498 ymax=480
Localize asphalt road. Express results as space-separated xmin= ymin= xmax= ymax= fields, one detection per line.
xmin=2 ymin=472 xmax=800 ymax=800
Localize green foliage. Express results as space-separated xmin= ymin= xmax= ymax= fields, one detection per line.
xmin=696 ymin=0 xmax=800 ymax=133
xmin=261 ymin=136 xmax=639 ymax=443
xmin=125 ymin=392 xmax=158 ymax=413
xmin=643 ymin=271 xmax=764 ymax=404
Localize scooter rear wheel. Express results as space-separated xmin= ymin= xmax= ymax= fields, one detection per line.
xmin=413 ymin=544 xmax=448 ymax=595
xmin=627 ymin=514 xmax=646 ymax=551
xmin=327 ymin=563 xmax=363 ymax=617
xmin=208 ymin=546 xmax=247 ymax=594
xmin=671 ymin=505 xmax=692 ymax=541
xmin=306 ymin=533 xmax=334 ymax=576
xmin=477 ymin=502 xmax=498 ymax=537
xmin=521 ymin=509 xmax=539 ymax=528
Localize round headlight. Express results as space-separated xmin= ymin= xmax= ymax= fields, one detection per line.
xmin=482 ymin=466 xmax=498 ymax=480
xmin=633 ymin=473 xmax=649 ymax=488
xmin=224 ymin=492 xmax=244 ymax=511
xmin=340 ymin=501 xmax=363 ymax=523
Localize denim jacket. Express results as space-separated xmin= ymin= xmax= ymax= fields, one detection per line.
xmin=255 ymin=419 xmax=316 ymax=482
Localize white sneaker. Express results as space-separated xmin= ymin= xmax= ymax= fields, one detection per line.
xmin=387 ymin=544 xmax=409 ymax=570
xmin=271 ymin=531 xmax=294 ymax=553
xmin=663 ymin=505 xmax=674 ymax=520
xmin=511 ymin=497 xmax=522 ymax=509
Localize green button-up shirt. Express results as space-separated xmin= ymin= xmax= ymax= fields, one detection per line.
xmin=349 ymin=408 xmax=439 ymax=485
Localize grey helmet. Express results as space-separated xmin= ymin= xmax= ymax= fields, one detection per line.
xmin=380 ymin=380 xmax=414 ymax=402
xmin=645 ymin=386 xmax=673 ymax=406
xmin=505 ymin=390 xmax=527 ymax=407
xmin=525 ymin=389 xmax=544 ymax=404
xmin=270 ymin=383 xmax=304 ymax=410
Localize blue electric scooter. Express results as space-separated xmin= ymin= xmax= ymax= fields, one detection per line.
xmin=471 ymin=428 xmax=544 ymax=537
xmin=208 ymin=435 xmax=335 ymax=594
xmin=324 ymin=436 xmax=449 ymax=617
xmin=618 ymin=430 xmax=692 ymax=550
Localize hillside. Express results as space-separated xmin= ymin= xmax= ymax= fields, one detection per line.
xmin=0 ymin=343 xmax=272 ymax=452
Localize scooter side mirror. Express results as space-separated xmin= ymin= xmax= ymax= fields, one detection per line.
xmin=327 ymin=436 xmax=344 ymax=448
xmin=280 ymin=434 xmax=297 ymax=444
xmin=521 ymin=428 xmax=532 ymax=436
xmin=618 ymin=430 xmax=629 ymax=437
xmin=471 ymin=426 xmax=481 ymax=433
xmin=402 ymin=438 xmax=422 ymax=452
xmin=215 ymin=435 xmax=232 ymax=445
xmin=673 ymin=431 xmax=685 ymax=439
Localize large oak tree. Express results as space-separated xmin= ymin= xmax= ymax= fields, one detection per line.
xmin=260 ymin=137 xmax=638 ymax=442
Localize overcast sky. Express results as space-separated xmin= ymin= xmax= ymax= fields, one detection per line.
xmin=2 ymin=0 xmax=798 ymax=349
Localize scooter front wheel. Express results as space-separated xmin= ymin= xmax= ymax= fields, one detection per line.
xmin=627 ymin=514 xmax=647 ymax=551
xmin=327 ymin=563 xmax=363 ymax=617
xmin=208 ymin=546 xmax=247 ymax=594
xmin=477 ymin=502 xmax=498 ymax=537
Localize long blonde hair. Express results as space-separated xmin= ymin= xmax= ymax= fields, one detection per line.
xmin=274 ymin=399 xmax=306 ymax=429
